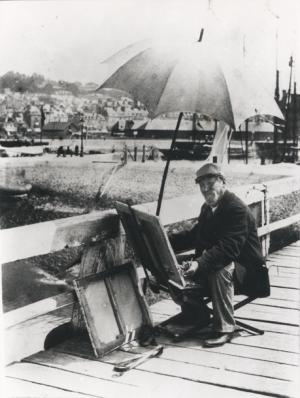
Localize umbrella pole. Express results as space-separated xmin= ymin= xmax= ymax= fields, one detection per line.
xmin=156 ymin=112 xmax=183 ymax=216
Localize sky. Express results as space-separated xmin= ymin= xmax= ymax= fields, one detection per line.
xmin=0 ymin=0 xmax=299 ymax=92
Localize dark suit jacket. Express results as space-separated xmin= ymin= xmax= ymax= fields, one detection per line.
xmin=170 ymin=190 xmax=265 ymax=272
xmin=169 ymin=190 xmax=270 ymax=297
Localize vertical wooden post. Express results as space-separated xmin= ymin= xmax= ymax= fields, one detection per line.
xmin=245 ymin=120 xmax=249 ymax=164
xmin=273 ymin=125 xmax=278 ymax=163
xmin=292 ymin=82 xmax=297 ymax=162
xmin=192 ymin=113 xmax=197 ymax=143
xmin=142 ymin=145 xmax=146 ymax=163
xmin=134 ymin=146 xmax=138 ymax=161
xmin=226 ymin=127 xmax=233 ymax=164
xmin=214 ymin=119 xmax=218 ymax=132
xmin=123 ymin=145 xmax=128 ymax=164
xmin=227 ymin=129 xmax=231 ymax=164
xmin=261 ymin=185 xmax=270 ymax=257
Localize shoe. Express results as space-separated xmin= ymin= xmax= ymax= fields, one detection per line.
xmin=203 ymin=331 xmax=234 ymax=347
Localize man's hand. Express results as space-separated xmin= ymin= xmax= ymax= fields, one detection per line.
xmin=183 ymin=261 xmax=199 ymax=278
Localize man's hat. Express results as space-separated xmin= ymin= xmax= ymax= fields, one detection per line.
xmin=195 ymin=163 xmax=224 ymax=184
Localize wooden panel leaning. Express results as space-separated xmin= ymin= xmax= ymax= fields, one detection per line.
xmin=73 ymin=262 xmax=153 ymax=357
xmin=71 ymin=233 xmax=126 ymax=333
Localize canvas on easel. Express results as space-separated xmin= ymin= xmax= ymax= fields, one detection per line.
xmin=73 ymin=262 xmax=153 ymax=357
xmin=115 ymin=202 xmax=203 ymax=291
xmin=115 ymin=202 xmax=187 ymax=287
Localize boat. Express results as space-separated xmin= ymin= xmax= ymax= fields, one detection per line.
xmin=0 ymin=182 xmax=32 ymax=196
xmin=0 ymin=144 xmax=45 ymax=157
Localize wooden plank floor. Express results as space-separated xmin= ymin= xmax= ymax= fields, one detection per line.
xmin=4 ymin=241 xmax=300 ymax=398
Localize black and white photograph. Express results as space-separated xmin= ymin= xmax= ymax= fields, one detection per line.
xmin=0 ymin=0 xmax=299 ymax=397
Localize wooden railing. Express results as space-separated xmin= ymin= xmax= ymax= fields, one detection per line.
xmin=1 ymin=175 xmax=300 ymax=365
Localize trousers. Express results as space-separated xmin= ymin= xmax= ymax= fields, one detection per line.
xmin=207 ymin=262 xmax=236 ymax=333
xmin=179 ymin=256 xmax=236 ymax=332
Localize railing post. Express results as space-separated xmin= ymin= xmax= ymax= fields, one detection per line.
xmin=261 ymin=184 xmax=270 ymax=257
xmin=123 ymin=145 xmax=128 ymax=164
xmin=142 ymin=145 xmax=146 ymax=163
xmin=134 ymin=146 xmax=138 ymax=161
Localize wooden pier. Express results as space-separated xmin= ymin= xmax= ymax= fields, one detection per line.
xmin=2 ymin=175 xmax=300 ymax=398
xmin=3 ymin=241 xmax=299 ymax=398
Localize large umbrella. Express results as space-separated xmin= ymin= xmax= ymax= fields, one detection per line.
xmin=99 ymin=40 xmax=235 ymax=127
xmin=98 ymin=39 xmax=283 ymax=214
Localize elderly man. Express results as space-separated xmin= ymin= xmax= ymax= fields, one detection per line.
xmin=170 ymin=163 xmax=269 ymax=347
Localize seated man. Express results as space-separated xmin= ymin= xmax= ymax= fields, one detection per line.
xmin=169 ymin=163 xmax=269 ymax=347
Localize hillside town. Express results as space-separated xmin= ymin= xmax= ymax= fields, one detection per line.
xmin=0 ymin=73 xmax=148 ymax=141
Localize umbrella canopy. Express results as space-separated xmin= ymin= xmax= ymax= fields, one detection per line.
xmin=99 ymin=40 xmax=235 ymax=128
xmin=98 ymin=39 xmax=283 ymax=129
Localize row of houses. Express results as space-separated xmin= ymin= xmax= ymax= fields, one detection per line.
xmin=0 ymin=90 xmax=149 ymax=139
xmin=1 ymin=88 xmax=299 ymax=144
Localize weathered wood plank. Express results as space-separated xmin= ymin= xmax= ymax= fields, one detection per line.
xmin=262 ymin=176 xmax=300 ymax=198
xmin=270 ymin=253 xmax=300 ymax=261
xmin=227 ymin=318 xmax=299 ymax=336
xmin=267 ymin=257 xmax=300 ymax=269
xmin=155 ymin=342 xmax=298 ymax=382
xmin=269 ymin=266 xmax=300 ymax=276
xmin=234 ymin=304 xmax=299 ymax=326
xmin=269 ymin=265 xmax=300 ymax=276
xmin=236 ymin=296 xmax=299 ymax=310
xmin=273 ymin=253 xmax=300 ymax=261
xmin=4 ymin=305 xmax=73 ymax=365
xmin=278 ymin=246 xmax=300 ymax=253
xmin=5 ymin=362 xmax=140 ymax=398
xmin=157 ymin=334 xmax=299 ymax=366
xmin=289 ymin=241 xmax=300 ymax=248
xmin=0 ymin=209 xmax=120 ymax=264
xmin=267 ymin=287 xmax=300 ymax=302
xmin=4 ymin=377 xmax=94 ymax=398
xmin=27 ymin=350 xmax=263 ymax=398
xmin=232 ymin=330 xmax=299 ymax=353
xmin=270 ymin=248 xmax=300 ymax=258
xmin=269 ymin=250 xmax=300 ymax=259
xmin=258 ymin=213 xmax=300 ymax=237
xmin=4 ymin=292 xmax=75 ymax=328
xmin=138 ymin=353 xmax=296 ymax=397
xmin=46 ymin=337 xmax=297 ymax=383
xmin=270 ymin=275 xmax=300 ymax=289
